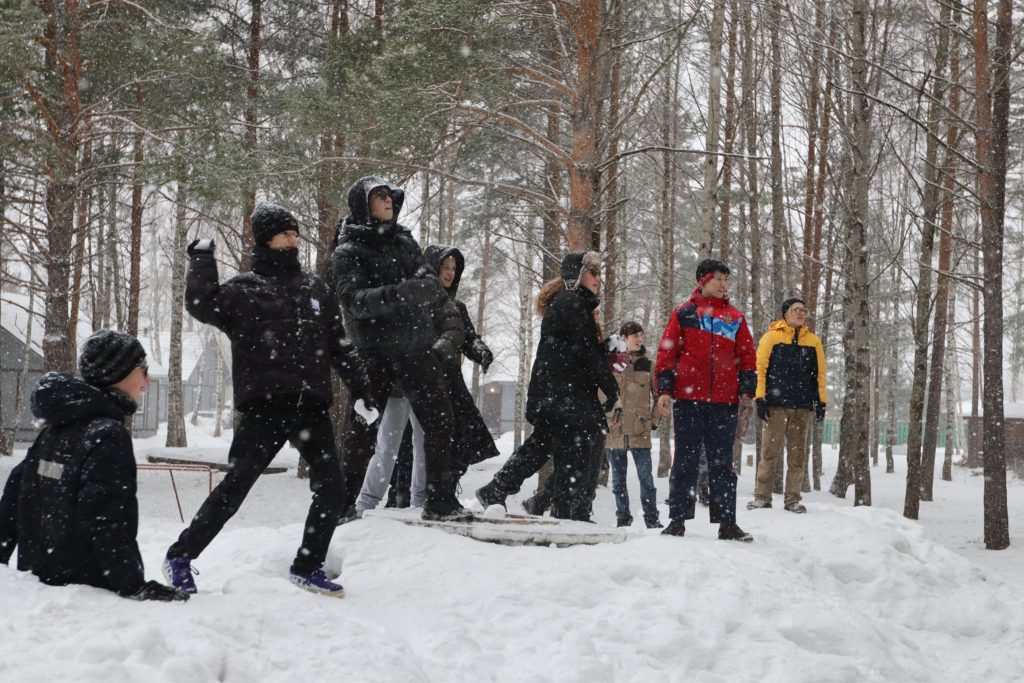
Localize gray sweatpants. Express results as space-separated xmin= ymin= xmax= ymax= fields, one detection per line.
xmin=355 ymin=397 xmax=427 ymax=514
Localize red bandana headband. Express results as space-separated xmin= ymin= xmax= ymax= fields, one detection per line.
xmin=697 ymin=272 xmax=716 ymax=290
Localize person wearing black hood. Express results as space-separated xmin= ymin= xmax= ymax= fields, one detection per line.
xmin=331 ymin=176 xmax=471 ymax=521
xmin=476 ymin=252 xmax=619 ymax=521
xmin=423 ymin=245 xmax=499 ymax=472
xmin=0 ymin=331 xmax=188 ymax=602
xmin=162 ymin=202 xmax=372 ymax=598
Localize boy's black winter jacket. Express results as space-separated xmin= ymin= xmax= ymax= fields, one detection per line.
xmin=526 ymin=287 xmax=619 ymax=434
xmin=186 ymin=246 xmax=368 ymax=411
xmin=331 ymin=176 xmax=444 ymax=358
xmin=0 ymin=373 xmax=146 ymax=596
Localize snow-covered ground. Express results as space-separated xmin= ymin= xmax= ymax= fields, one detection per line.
xmin=2 ymin=425 xmax=1023 ymax=683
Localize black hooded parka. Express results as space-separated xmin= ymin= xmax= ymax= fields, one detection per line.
xmin=0 ymin=374 xmax=146 ymax=596
xmin=331 ymin=177 xmax=443 ymax=358
xmin=423 ymin=245 xmax=500 ymax=468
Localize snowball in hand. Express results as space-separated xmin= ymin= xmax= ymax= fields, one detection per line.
xmin=354 ymin=399 xmax=380 ymax=425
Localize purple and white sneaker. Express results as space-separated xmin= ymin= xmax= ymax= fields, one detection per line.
xmin=289 ymin=568 xmax=345 ymax=598
xmin=162 ymin=555 xmax=199 ymax=594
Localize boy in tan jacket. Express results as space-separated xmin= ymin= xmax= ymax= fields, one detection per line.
xmin=606 ymin=322 xmax=667 ymax=528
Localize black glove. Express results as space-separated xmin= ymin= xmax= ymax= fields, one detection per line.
xmin=128 ymin=580 xmax=190 ymax=602
xmin=397 ymin=278 xmax=439 ymax=307
xmin=756 ymin=399 xmax=769 ymax=422
xmin=602 ymin=396 xmax=618 ymax=413
xmin=472 ymin=338 xmax=493 ymax=373
xmin=816 ymin=402 xmax=827 ymax=423
xmin=187 ymin=238 xmax=215 ymax=256
xmin=432 ymin=338 xmax=458 ymax=363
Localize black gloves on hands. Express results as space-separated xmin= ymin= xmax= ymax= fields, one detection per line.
xmin=129 ymin=580 xmax=190 ymax=602
xmin=432 ymin=338 xmax=458 ymax=364
xmin=756 ymin=399 xmax=769 ymax=422
xmin=815 ymin=402 xmax=827 ymax=423
xmin=472 ymin=338 xmax=493 ymax=373
xmin=397 ymin=278 xmax=439 ymax=307
xmin=186 ymin=239 xmax=215 ymax=256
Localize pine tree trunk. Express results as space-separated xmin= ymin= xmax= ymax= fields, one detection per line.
xmin=514 ymin=259 xmax=532 ymax=450
xmin=471 ymin=227 xmax=492 ymax=401
xmin=699 ymin=0 xmax=726 ymax=257
xmin=165 ymin=175 xmax=189 ymax=448
xmin=603 ymin=0 xmax=622 ymax=331
xmin=942 ymin=287 xmax=958 ymax=481
xmin=974 ymin=0 xmax=1010 ymax=550
xmin=718 ymin=0 xmax=738 ymax=262
xmin=657 ymin=58 xmax=676 ymax=479
xmin=831 ymin=0 xmax=873 ymax=506
xmin=806 ymin=17 xmax=835 ymax=328
xmin=127 ymin=86 xmax=145 ymax=337
xmin=239 ymin=0 xmax=262 ymax=271
xmin=69 ymin=138 xmax=91 ymax=345
xmin=742 ymin=0 xmax=763 ymax=336
xmin=768 ymin=0 xmax=784 ymax=307
xmin=800 ymin=2 xmax=823 ymax=301
xmin=903 ymin=1 xmax=950 ymax=519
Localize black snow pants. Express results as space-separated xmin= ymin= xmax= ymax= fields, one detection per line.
xmin=168 ymin=404 xmax=346 ymax=574
xmin=363 ymin=350 xmax=459 ymax=501
xmin=492 ymin=418 xmax=598 ymax=520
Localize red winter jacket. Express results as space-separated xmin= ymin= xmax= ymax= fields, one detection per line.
xmin=655 ymin=289 xmax=757 ymax=404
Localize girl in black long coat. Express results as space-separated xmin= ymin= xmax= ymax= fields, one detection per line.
xmin=384 ymin=245 xmax=499 ymax=506
xmin=476 ymin=252 xmax=618 ymax=521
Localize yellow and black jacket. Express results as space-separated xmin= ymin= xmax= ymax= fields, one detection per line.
xmin=754 ymin=320 xmax=827 ymax=410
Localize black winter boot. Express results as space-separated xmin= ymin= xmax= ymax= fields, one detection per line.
xmin=475 ymin=480 xmax=507 ymax=509
xmin=661 ymin=518 xmax=686 ymax=536
xmin=718 ymin=523 xmax=754 ymax=542
xmin=422 ymin=494 xmax=473 ymax=522
xmin=616 ymin=515 xmax=633 ymax=528
xmin=698 ymin=486 xmax=711 ymax=507
xmin=522 ymin=492 xmax=550 ymax=516
xmin=422 ymin=481 xmax=473 ymax=522
xmin=643 ymin=515 xmax=664 ymax=529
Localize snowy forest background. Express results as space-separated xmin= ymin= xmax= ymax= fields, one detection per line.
xmin=0 ymin=0 xmax=1018 ymax=547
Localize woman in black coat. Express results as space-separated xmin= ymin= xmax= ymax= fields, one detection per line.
xmin=476 ymin=252 xmax=618 ymax=521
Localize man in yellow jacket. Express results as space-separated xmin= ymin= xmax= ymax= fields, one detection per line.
xmin=747 ymin=297 xmax=827 ymax=513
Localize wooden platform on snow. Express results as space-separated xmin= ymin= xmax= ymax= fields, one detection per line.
xmin=363 ymin=508 xmax=629 ymax=547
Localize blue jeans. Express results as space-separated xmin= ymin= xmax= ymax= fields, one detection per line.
xmin=667 ymin=400 xmax=738 ymax=524
xmin=607 ymin=448 xmax=659 ymax=519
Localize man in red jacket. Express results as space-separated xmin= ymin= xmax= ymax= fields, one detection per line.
xmin=655 ymin=259 xmax=756 ymax=541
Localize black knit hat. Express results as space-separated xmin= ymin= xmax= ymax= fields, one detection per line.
xmin=251 ymin=201 xmax=299 ymax=246
xmin=79 ymin=330 xmax=146 ymax=387
xmin=780 ymin=297 xmax=806 ymax=317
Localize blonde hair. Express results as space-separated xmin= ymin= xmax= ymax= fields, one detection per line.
xmin=535 ymin=276 xmax=565 ymax=316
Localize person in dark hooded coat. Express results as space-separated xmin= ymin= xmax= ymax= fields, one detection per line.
xmin=476 ymin=252 xmax=619 ymax=521
xmin=0 ymin=331 xmax=187 ymax=601
xmin=331 ymin=176 xmax=471 ymax=521
xmin=163 ymin=202 xmax=371 ymax=598
xmin=422 ymin=245 xmax=499 ymax=470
